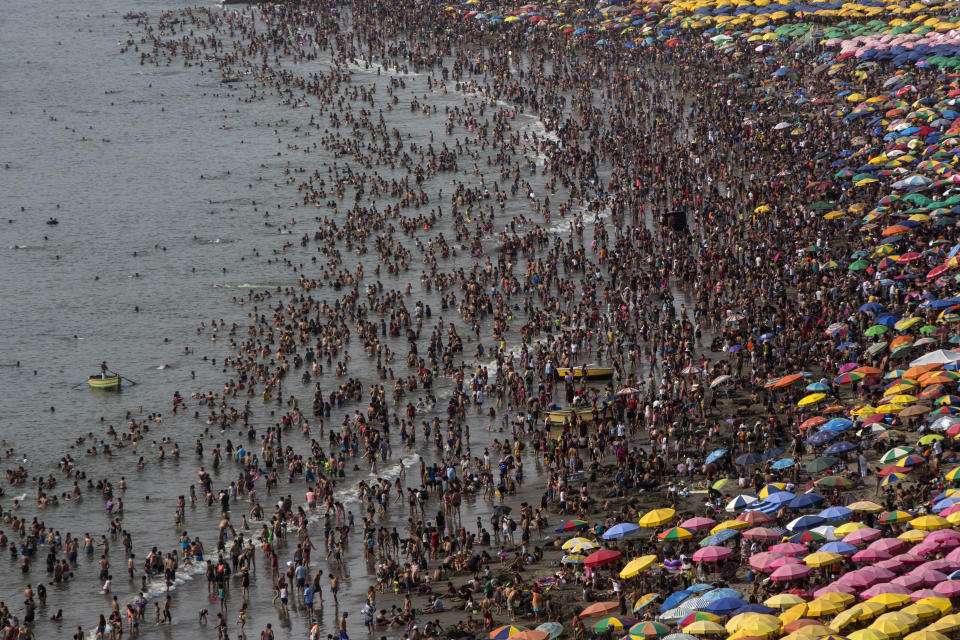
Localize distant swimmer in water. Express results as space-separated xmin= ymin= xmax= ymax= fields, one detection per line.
xmin=46 ymin=218 xmax=58 ymax=225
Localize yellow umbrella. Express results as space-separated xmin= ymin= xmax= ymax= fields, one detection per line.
xmin=869 ymin=593 xmax=911 ymax=610
xmin=785 ymin=624 xmax=833 ymax=639
xmin=765 ymin=594 xmax=806 ymax=609
xmin=871 ymin=612 xmax=919 ymax=636
xmin=639 ymin=509 xmax=676 ymax=528
xmin=805 ymin=551 xmax=842 ymax=568
xmin=807 ymin=598 xmax=845 ymax=617
xmin=904 ymin=632 xmax=949 ymax=640
xmin=726 ymin=614 xmax=781 ymax=635
xmin=859 ymin=602 xmax=889 ymax=621
xmin=833 ymin=609 xmax=863 ymax=632
xmin=562 ymin=537 xmax=598 ymax=551
xmin=758 ymin=483 xmax=787 ymax=498
xmin=915 ymin=598 xmax=951 ymax=615
xmin=899 ymin=529 xmax=928 ymax=543
xmin=849 ymin=630 xmax=890 ymax=640
xmin=911 ymin=515 xmax=949 ymax=531
xmin=926 ymin=614 xmax=960 ymax=633
xmin=779 ymin=604 xmax=808 ymax=625
xmin=712 ymin=519 xmax=750 ymax=534
xmin=848 ymin=501 xmax=884 ymax=514
xmin=685 ymin=621 xmax=726 ymax=636
xmin=798 ymin=393 xmax=827 ymax=407
xmin=835 ymin=522 xmax=870 ymax=536
xmin=901 ymin=604 xmax=939 ymax=622
xmin=619 ymin=555 xmax=658 ymax=579
xmin=821 ymin=591 xmax=855 ymax=606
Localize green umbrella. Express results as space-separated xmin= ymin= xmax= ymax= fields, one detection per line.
xmin=849 ymin=259 xmax=870 ymax=271
xmin=809 ymin=200 xmax=835 ymax=211
xmin=920 ymin=325 xmax=937 ymax=335
xmin=866 ymin=341 xmax=889 ymax=356
xmin=806 ymin=456 xmax=840 ymax=474
xmin=865 ymin=325 xmax=889 ymax=336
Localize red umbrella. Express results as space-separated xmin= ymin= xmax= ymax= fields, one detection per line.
xmin=737 ymin=511 xmax=773 ymax=526
xmin=584 ymin=549 xmax=622 ymax=568
xmin=692 ymin=546 xmax=734 ymax=563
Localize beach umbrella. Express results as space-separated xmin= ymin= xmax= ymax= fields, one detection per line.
xmin=807 ymin=457 xmax=841 ymax=473
xmin=821 ymin=541 xmax=858 ymax=555
xmin=790 ymin=494 xmax=825 ymax=510
xmin=693 ymin=546 xmax=734 ymax=564
xmin=555 ymin=520 xmax=589 ymax=533
xmin=805 ymin=551 xmax=843 ymax=568
xmin=561 ymin=554 xmax=586 ymax=564
xmin=712 ymin=519 xmax=750 ymax=534
xmin=658 ymin=527 xmax=693 ymax=541
xmin=684 ymin=621 xmax=726 ymax=636
xmin=770 ymin=542 xmax=809 ymax=556
xmin=816 ymin=476 xmax=852 ymax=489
xmin=581 ymin=602 xmax=621 ymax=618
xmin=491 ymin=626 xmax=530 ymax=640
xmin=682 ymin=517 xmax=718 ymax=531
xmin=788 ymin=515 xmax=826 ymax=532
xmin=807 ymin=599 xmax=845 ymax=617
xmin=660 ymin=608 xmax=697 ymax=625
xmin=585 ymin=549 xmax=622 ymax=568
xmin=661 ymin=591 xmax=693 ymax=613
xmin=737 ymin=511 xmax=773 ymax=525
xmin=765 ymin=593 xmax=807 ymax=608
xmin=703 ymin=599 xmax=749 ymax=616
xmin=664 ymin=635 xmax=698 ymax=640
xmin=535 ymin=623 xmax=563 ymax=640
xmin=511 ymin=633 xmax=549 ymax=640
xmin=594 ymin=616 xmax=639 ymax=633
xmin=820 ymin=506 xmax=853 ymax=522
xmin=633 ymin=594 xmax=659 ymax=613
xmin=844 ymin=528 xmax=884 ymax=545
xmin=727 ymin=496 xmax=758 ymax=512
xmin=562 ymin=537 xmax=597 ymax=551
xmin=628 ymin=621 xmax=671 ymax=638
xmin=621 ymin=555 xmax=658 ymax=579
xmin=751 ymin=552 xmax=786 ymax=573
xmin=640 ymin=509 xmax=676 ymax=528
xmin=847 ymin=631 xmax=889 ymax=640
xmin=744 ymin=527 xmax=782 ymax=542
xmin=878 ymin=511 xmax=914 ymax=525
xmin=911 ymin=516 xmax=949 ymax=531
xmin=604 ymin=523 xmax=642 ymax=539
xmin=933 ymin=581 xmax=960 ymax=597
xmin=850 ymin=501 xmax=885 ymax=514
xmin=772 ymin=564 xmax=814 ymax=581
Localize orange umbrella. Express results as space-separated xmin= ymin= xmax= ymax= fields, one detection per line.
xmin=784 ymin=620 xmax=822 ymax=633
xmin=582 ymin=602 xmax=621 ymax=617
xmin=855 ymin=366 xmax=883 ymax=376
xmin=800 ymin=416 xmax=827 ymax=430
xmin=904 ymin=364 xmax=941 ymax=379
xmin=511 ymin=632 xmax=549 ymax=640
xmin=774 ymin=374 xmax=806 ymax=388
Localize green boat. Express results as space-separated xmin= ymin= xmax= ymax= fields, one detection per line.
xmin=88 ymin=373 xmax=121 ymax=390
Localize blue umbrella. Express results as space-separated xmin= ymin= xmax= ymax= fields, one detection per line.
xmin=932 ymin=497 xmax=960 ymax=513
xmin=660 ymin=590 xmax=692 ymax=613
xmin=819 ymin=541 xmax=857 ymax=555
xmin=736 ymin=453 xmax=763 ymax=466
xmin=789 ymin=493 xmax=824 ymax=510
xmin=700 ymin=529 xmax=739 ymax=546
xmin=824 ymin=441 xmax=857 ymax=455
xmin=787 ymin=515 xmax=826 ymax=532
xmin=703 ymin=598 xmax=749 ymax=615
xmin=705 ymin=449 xmax=727 ymax=465
xmin=807 ymin=431 xmax=839 ymax=446
xmin=726 ymin=495 xmax=757 ymax=511
xmin=686 ymin=584 xmax=716 ymax=593
xmin=819 ymin=506 xmax=853 ymax=522
xmin=700 ymin=588 xmax=742 ymax=602
xmin=806 ymin=382 xmax=830 ymax=392
xmin=761 ymin=447 xmax=786 ymax=461
xmin=771 ymin=458 xmax=795 ymax=470
xmin=603 ymin=523 xmax=641 ymax=539
xmin=732 ymin=604 xmax=774 ymax=616
xmin=764 ymin=491 xmax=797 ymax=506
xmin=822 ymin=418 xmax=853 ymax=431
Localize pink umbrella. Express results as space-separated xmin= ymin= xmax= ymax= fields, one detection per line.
xmin=892 ymin=553 xmax=925 ymax=565
xmin=838 ymin=363 xmax=860 ymax=374
xmin=814 ymin=583 xmax=856 ymax=598
xmin=837 ymin=570 xmax=876 ymax=589
xmin=925 ymin=529 xmax=960 ymax=547
xmin=910 ymin=589 xmax=940 ymax=601
xmin=681 ymin=517 xmax=717 ymax=531
xmin=911 ymin=543 xmax=941 ymax=556
xmin=853 ymin=548 xmax=892 ymax=562
xmin=744 ymin=527 xmax=782 ymax=542
xmin=692 ymin=546 xmax=733 ymax=563
xmin=860 ymin=566 xmax=896 ymax=582
xmin=750 ymin=552 xmax=786 ymax=573
xmin=940 ymin=504 xmax=960 ymax=517
xmin=945 ymin=547 xmax=960 ymax=563
xmin=907 ymin=568 xmax=948 ymax=586
xmin=891 ymin=574 xmax=924 ymax=590
xmin=843 ymin=528 xmax=883 ymax=545
xmin=876 ymin=559 xmax=908 ymax=574
xmin=869 ymin=538 xmax=907 ymax=554
xmin=769 ymin=542 xmax=808 ymax=556
xmin=771 ymin=556 xmax=805 ymax=570
xmin=934 ymin=580 xmax=960 ymax=597
xmin=771 ymin=563 xmax=813 ymax=582
xmin=918 ymin=559 xmax=960 ymax=573
xmin=861 ymin=583 xmax=912 ymax=598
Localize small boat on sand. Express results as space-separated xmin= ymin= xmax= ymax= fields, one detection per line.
xmin=88 ymin=373 xmax=121 ymax=390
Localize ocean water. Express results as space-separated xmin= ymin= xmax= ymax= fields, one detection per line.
xmin=0 ymin=0 xmax=569 ymax=637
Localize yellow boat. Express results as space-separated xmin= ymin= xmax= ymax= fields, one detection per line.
xmin=88 ymin=374 xmax=121 ymax=390
xmin=555 ymin=366 xmax=614 ymax=380
xmin=542 ymin=408 xmax=596 ymax=425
